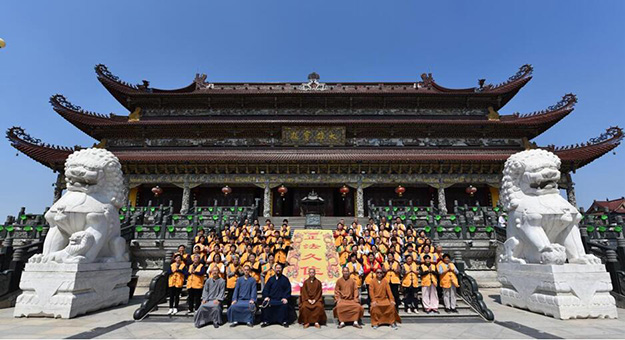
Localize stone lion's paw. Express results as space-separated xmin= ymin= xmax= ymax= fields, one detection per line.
xmin=569 ymin=254 xmax=602 ymax=265
xmin=29 ymin=254 xmax=43 ymax=263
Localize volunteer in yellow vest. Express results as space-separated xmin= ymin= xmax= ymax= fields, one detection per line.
xmin=337 ymin=238 xmax=352 ymax=266
xmin=244 ymin=253 xmax=262 ymax=284
xmin=438 ymin=253 xmax=460 ymax=313
xmin=172 ymin=244 xmax=190 ymax=265
xmin=225 ymin=255 xmax=242 ymax=307
xmin=262 ymin=254 xmax=277 ymax=285
xmin=401 ymin=255 xmax=419 ymax=314
xmin=167 ymin=253 xmax=188 ymax=315
xmin=187 ymin=254 xmax=207 ymax=313
xmin=208 ymin=254 xmax=226 ymax=279
xmin=274 ymin=237 xmax=288 ymax=265
xmin=419 ymin=254 xmax=439 ymax=314
xmin=383 ymin=255 xmax=402 ymax=310
xmin=346 ymin=254 xmax=364 ymax=288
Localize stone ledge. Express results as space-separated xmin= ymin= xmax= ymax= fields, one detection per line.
xmin=14 ymin=261 xmax=131 ymax=319
xmin=498 ymin=263 xmax=618 ymax=319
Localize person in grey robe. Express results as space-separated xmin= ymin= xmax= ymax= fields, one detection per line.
xmin=194 ymin=267 xmax=226 ymax=328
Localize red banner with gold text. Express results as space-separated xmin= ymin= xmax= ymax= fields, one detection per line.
xmin=284 ymin=230 xmax=341 ymax=295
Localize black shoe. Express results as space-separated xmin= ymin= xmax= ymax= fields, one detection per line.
xmin=247 ymin=322 xmax=253 ymax=328
xmin=261 ymin=322 xmax=269 ymax=328
xmin=452 ymin=308 xmax=459 ymax=313
xmin=230 ymin=322 xmax=238 ymax=328
xmin=282 ymin=322 xmax=289 ymax=328
xmin=214 ymin=323 xmax=220 ymax=329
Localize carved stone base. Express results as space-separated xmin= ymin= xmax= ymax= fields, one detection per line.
xmin=14 ymin=262 xmax=131 ymax=319
xmin=498 ymin=263 xmax=617 ymax=319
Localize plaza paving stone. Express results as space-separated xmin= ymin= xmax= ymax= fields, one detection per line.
xmin=0 ymin=288 xmax=623 ymax=339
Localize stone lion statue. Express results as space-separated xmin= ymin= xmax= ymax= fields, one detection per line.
xmin=30 ymin=148 xmax=129 ymax=264
xmin=499 ymin=149 xmax=600 ymax=265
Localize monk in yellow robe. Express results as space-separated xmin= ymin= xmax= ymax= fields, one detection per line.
xmin=369 ymin=268 xmax=400 ymax=329
xmin=298 ymin=268 xmax=327 ymax=328
xmin=334 ymin=267 xmax=364 ymax=329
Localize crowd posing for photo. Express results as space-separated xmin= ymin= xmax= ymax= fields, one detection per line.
xmin=165 ymin=216 xmax=461 ymax=330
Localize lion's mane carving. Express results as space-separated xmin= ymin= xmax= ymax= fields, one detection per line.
xmin=30 ymin=148 xmax=129 ymax=264
xmin=499 ymin=149 xmax=600 ymax=265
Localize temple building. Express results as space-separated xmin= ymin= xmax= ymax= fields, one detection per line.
xmin=7 ymin=64 xmax=623 ymax=218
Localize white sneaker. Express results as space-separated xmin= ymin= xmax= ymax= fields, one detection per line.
xmin=173 ymin=308 xmax=178 ymax=314
xmin=167 ymin=308 xmax=173 ymax=315
xmin=405 ymin=309 xmax=411 ymax=314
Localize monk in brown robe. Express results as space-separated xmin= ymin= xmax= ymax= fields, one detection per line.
xmin=334 ymin=266 xmax=364 ymax=329
xmin=298 ymin=268 xmax=327 ymax=328
xmin=369 ymin=268 xmax=400 ymax=329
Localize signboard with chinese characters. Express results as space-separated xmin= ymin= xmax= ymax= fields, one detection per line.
xmin=284 ymin=230 xmax=341 ymax=295
xmin=282 ymin=126 xmax=345 ymax=146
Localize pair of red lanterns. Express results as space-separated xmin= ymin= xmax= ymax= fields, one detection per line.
xmin=152 ymin=185 xmax=234 ymax=197
xmin=276 ymin=184 xmax=352 ymax=197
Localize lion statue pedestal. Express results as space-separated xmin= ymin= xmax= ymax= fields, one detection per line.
xmin=14 ymin=148 xmax=131 ymax=319
xmin=497 ymin=149 xmax=617 ymax=319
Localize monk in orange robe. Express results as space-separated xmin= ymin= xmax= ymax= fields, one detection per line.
xmin=298 ymin=268 xmax=327 ymax=328
xmin=369 ymin=268 xmax=400 ymax=329
xmin=334 ymin=267 xmax=364 ymax=329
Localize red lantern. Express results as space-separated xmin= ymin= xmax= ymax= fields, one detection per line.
xmin=395 ymin=185 xmax=406 ymax=197
xmin=339 ymin=185 xmax=350 ymax=197
xmin=466 ymin=185 xmax=477 ymax=197
xmin=277 ymin=185 xmax=288 ymax=197
xmin=222 ymin=185 xmax=232 ymax=196
xmin=151 ymin=185 xmax=163 ymax=197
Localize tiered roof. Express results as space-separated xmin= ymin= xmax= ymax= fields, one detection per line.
xmin=7 ymin=64 xmax=623 ymax=174
xmin=95 ymin=64 xmax=534 ymax=112
xmin=49 ymin=92 xmax=577 ymax=140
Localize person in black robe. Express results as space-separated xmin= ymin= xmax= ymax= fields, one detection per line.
xmin=260 ymin=263 xmax=292 ymax=328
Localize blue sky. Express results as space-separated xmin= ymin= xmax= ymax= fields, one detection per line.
xmin=1 ymin=1 xmax=623 ymax=219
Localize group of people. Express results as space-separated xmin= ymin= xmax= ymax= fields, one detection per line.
xmin=165 ymin=216 xmax=461 ymax=329
xmin=333 ymin=216 xmax=460 ymax=315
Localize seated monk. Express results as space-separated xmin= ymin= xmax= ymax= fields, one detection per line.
xmin=227 ymin=265 xmax=257 ymax=327
xmin=369 ymin=268 xmax=400 ymax=329
xmin=298 ymin=268 xmax=327 ymax=328
xmin=194 ymin=266 xmax=225 ymax=328
xmin=260 ymin=263 xmax=292 ymax=328
xmin=334 ymin=266 xmax=364 ymax=329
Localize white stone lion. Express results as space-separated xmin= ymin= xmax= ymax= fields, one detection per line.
xmin=30 ymin=148 xmax=129 ymax=264
xmin=499 ymin=149 xmax=600 ymax=265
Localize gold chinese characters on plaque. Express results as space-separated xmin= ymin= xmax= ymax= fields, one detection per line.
xmin=282 ymin=126 xmax=345 ymax=146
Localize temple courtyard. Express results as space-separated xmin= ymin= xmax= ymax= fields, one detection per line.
xmin=0 ymin=288 xmax=621 ymax=339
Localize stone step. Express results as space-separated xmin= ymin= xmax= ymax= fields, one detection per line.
xmin=279 ymin=216 xmax=353 ymax=228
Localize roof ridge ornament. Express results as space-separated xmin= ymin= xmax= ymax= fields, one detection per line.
xmin=415 ymin=73 xmax=434 ymax=90
xmin=94 ymin=64 xmax=139 ymax=89
xmin=6 ymin=126 xmax=42 ymax=146
xmin=518 ymin=93 xmax=578 ymax=118
xmin=299 ymin=72 xmax=327 ymax=91
xmin=50 ymin=94 xmax=111 ymax=118
xmin=194 ymin=73 xmax=214 ymax=90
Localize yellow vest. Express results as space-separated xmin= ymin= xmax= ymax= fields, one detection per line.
xmin=437 ymin=262 xmax=459 ymax=288
xmin=168 ymin=263 xmax=186 ymax=288
xmin=402 ymin=262 xmax=419 ymax=288
xmin=187 ymin=263 xmax=206 ymax=289
xmin=384 ymin=261 xmax=401 ymax=284
xmin=226 ymin=263 xmax=239 ymax=289
xmin=419 ymin=264 xmax=437 ymax=287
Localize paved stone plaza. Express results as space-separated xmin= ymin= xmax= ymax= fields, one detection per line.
xmin=0 ymin=288 xmax=622 ymax=339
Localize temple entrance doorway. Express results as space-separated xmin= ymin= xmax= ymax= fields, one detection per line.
xmin=272 ymin=186 xmax=355 ymax=217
